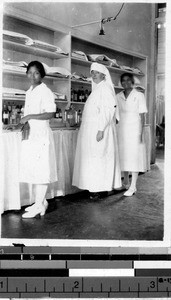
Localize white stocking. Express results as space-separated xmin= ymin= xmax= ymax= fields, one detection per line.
xmin=34 ymin=184 xmax=48 ymax=207
xmin=130 ymin=172 xmax=138 ymax=189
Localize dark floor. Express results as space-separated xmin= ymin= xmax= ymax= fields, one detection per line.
xmin=1 ymin=148 xmax=164 ymax=240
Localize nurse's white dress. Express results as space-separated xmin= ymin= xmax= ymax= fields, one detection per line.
xmin=117 ymin=88 xmax=148 ymax=172
xmin=19 ymin=82 xmax=58 ymax=184
xmin=72 ymin=80 xmax=121 ymax=192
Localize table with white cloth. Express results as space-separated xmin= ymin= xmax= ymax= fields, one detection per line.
xmin=1 ymin=125 xmax=151 ymax=214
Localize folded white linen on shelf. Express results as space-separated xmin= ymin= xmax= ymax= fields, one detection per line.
xmin=71 ymin=50 xmax=88 ymax=61
xmin=71 ymin=72 xmax=91 ymax=82
xmin=32 ymin=39 xmax=68 ymax=55
xmin=42 ymin=63 xmax=71 ymax=77
xmin=53 ymin=92 xmax=66 ymax=100
xmin=120 ymin=65 xmax=143 ymax=74
xmin=87 ymin=54 xmax=120 ymax=68
xmin=3 ymin=59 xmax=28 ymax=67
xmin=3 ymin=30 xmax=33 ymax=45
xmin=3 ymin=87 xmax=26 ymax=96
xmin=3 ymin=64 xmax=27 ymax=73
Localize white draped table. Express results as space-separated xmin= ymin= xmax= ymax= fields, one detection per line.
xmin=1 ymin=125 xmax=151 ymax=214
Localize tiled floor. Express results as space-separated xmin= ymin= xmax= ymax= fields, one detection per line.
xmin=1 ymin=148 xmax=164 ymax=240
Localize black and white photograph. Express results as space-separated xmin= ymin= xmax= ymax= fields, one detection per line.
xmin=0 ymin=0 xmax=170 ymax=244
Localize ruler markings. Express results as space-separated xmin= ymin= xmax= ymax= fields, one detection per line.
xmin=0 ymin=276 xmax=171 ymax=295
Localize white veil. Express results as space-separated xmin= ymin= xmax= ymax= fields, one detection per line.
xmin=90 ymin=62 xmax=119 ymax=120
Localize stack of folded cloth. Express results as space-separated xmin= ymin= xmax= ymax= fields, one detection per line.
xmin=87 ymin=54 xmax=120 ymax=68
xmin=32 ymin=40 xmax=68 ymax=55
xmin=53 ymin=92 xmax=66 ymax=101
xmin=42 ymin=63 xmax=71 ymax=77
xmin=3 ymin=59 xmax=28 ymax=73
xmin=71 ymin=50 xmax=88 ymax=61
xmin=3 ymin=87 xmax=26 ymax=98
xmin=71 ymin=72 xmax=91 ymax=82
xmin=3 ymin=30 xmax=33 ymax=45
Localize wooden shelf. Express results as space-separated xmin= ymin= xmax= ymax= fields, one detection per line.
xmin=3 ymin=69 xmax=69 ymax=81
xmin=3 ymin=40 xmax=69 ymax=60
xmin=3 ymin=12 xmax=146 ymax=110
xmin=71 ymin=57 xmax=144 ymax=76
xmin=71 ymin=101 xmax=85 ymax=105
xmin=71 ymin=78 xmax=91 ymax=85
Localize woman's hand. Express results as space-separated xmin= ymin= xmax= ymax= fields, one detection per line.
xmin=20 ymin=115 xmax=30 ymax=124
xmin=96 ymin=130 xmax=104 ymax=142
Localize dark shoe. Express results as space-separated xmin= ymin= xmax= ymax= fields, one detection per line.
xmin=89 ymin=192 xmax=101 ymax=200
xmin=89 ymin=191 xmax=108 ymax=200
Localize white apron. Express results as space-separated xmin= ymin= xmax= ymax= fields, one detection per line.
xmin=19 ymin=82 xmax=57 ymax=184
xmin=117 ymin=89 xmax=148 ymax=172
xmin=72 ymin=81 xmax=121 ymax=192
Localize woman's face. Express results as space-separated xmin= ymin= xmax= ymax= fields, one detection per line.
xmin=27 ymin=66 xmax=42 ymax=86
xmin=121 ymin=76 xmax=133 ymax=90
xmin=91 ymin=70 xmax=105 ymax=84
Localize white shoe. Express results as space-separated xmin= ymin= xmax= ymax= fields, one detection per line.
xmin=25 ymin=203 xmax=36 ymax=212
xmin=25 ymin=200 xmax=48 ymax=212
xmin=124 ymin=187 xmax=137 ymax=197
xmin=22 ymin=203 xmax=48 ymax=219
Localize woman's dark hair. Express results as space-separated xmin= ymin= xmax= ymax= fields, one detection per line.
xmin=120 ymin=72 xmax=134 ymax=84
xmin=26 ymin=61 xmax=46 ymax=78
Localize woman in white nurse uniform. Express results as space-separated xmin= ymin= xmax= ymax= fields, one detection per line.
xmin=117 ymin=73 xmax=148 ymax=197
xmin=19 ymin=61 xmax=57 ymax=218
xmin=72 ymin=62 xmax=121 ymax=199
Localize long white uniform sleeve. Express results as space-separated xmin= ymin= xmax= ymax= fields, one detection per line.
xmin=97 ymin=87 xmax=116 ymax=132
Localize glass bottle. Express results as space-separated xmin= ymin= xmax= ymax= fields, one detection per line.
xmin=67 ymin=104 xmax=75 ymax=127
xmin=2 ymin=104 xmax=9 ymax=125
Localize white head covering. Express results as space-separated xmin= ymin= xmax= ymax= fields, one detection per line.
xmin=90 ymin=62 xmax=119 ymax=121
xmin=90 ymin=62 xmax=115 ymax=94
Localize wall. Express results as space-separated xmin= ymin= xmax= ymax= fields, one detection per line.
xmin=3 ymin=2 xmax=156 ymax=162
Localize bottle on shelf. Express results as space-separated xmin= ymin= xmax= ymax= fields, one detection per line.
xmin=80 ymin=86 xmax=85 ymax=102
xmin=78 ymin=88 xmax=82 ymax=102
xmin=59 ymin=108 xmax=63 ymax=119
xmin=73 ymin=89 xmax=78 ymax=102
xmin=10 ymin=106 xmax=18 ymax=125
xmin=84 ymin=89 xmax=89 ymax=102
xmin=2 ymin=104 xmax=9 ymax=125
xmin=16 ymin=105 xmax=21 ymax=123
xmin=75 ymin=110 xmax=78 ymax=124
xmin=67 ymin=104 xmax=76 ymax=127
xmin=78 ymin=109 xmax=82 ymax=125
xmin=55 ymin=105 xmax=60 ymax=119
xmin=20 ymin=106 xmax=24 ymax=119
xmin=71 ymin=88 xmax=74 ymax=102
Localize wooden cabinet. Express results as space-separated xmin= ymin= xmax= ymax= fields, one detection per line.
xmin=2 ymin=8 xmax=148 ymax=119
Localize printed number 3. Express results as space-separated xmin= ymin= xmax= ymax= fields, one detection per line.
xmin=150 ymin=281 xmax=155 ymax=288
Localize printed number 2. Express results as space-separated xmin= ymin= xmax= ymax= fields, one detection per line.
xmin=74 ymin=281 xmax=79 ymax=289
xmin=150 ymin=281 xmax=155 ymax=288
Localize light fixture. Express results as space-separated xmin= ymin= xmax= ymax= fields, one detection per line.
xmin=71 ymin=3 xmax=125 ymax=36
xmin=99 ymin=22 xmax=105 ymax=35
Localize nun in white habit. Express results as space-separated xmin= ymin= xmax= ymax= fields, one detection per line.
xmin=72 ymin=62 xmax=121 ymax=199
